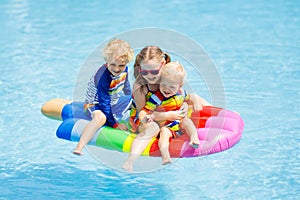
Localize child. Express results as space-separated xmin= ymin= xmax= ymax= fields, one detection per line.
xmin=128 ymin=46 xmax=171 ymax=133
xmin=122 ymin=46 xmax=210 ymax=171
xmin=139 ymin=61 xmax=200 ymax=165
xmin=73 ymin=39 xmax=134 ymax=155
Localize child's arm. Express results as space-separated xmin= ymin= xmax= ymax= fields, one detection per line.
xmin=139 ymin=91 xmax=157 ymax=124
xmin=153 ymin=110 xmax=183 ymax=121
xmin=139 ymin=110 xmax=154 ymax=124
xmin=152 ymin=89 xmax=188 ymax=121
xmin=186 ymin=93 xmax=211 ymax=111
xmin=132 ymin=83 xmax=147 ymax=111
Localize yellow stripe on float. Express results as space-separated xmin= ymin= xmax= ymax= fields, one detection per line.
xmin=122 ymin=133 xmax=137 ymax=153
xmin=122 ymin=134 xmax=157 ymax=156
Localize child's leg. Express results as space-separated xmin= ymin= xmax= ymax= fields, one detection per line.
xmin=181 ymin=117 xmax=200 ymax=148
xmin=73 ymin=110 xmax=106 ymax=155
xmin=158 ymin=127 xmax=173 ymax=165
xmin=122 ymin=122 xmax=160 ymax=172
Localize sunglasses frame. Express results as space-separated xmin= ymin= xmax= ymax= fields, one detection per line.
xmin=139 ymin=62 xmax=164 ymax=76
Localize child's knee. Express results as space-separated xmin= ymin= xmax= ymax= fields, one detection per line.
xmin=149 ymin=121 xmax=160 ymax=131
xmin=160 ymin=127 xmax=172 ymax=138
xmin=92 ymin=110 xmax=106 ymax=125
xmin=181 ymin=117 xmax=193 ymax=127
xmin=181 ymin=116 xmax=190 ymax=123
xmin=139 ymin=121 xmax=160 ymax=138
xmin=141 ymin=121 xmax=159 ymax=132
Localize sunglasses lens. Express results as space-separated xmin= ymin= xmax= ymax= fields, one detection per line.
xmin=140 ymin=71 xmax=148 ymax=75
xmin=140 ymin=69 xmax=160 ymax=76
xmin=150 ymin=70 xmax=159 ymax=75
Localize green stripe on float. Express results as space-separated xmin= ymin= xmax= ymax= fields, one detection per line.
xmin=96 ymin=127 xmax=129 ymax=152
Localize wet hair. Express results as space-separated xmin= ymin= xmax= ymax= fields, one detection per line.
xmin=133 ymin=45 xmax=171 ymax=85
xmin=102 ymin=39 xmax=134 ymax=63
xmin=160 ymin=61 xmax=186 ymax=85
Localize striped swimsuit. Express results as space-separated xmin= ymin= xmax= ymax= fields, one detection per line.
xmin=142 ymin=88 xmax=189 ymax=136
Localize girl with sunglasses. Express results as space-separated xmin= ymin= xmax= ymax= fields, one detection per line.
xmin=122 ymin=46 xmax=211 ymax=172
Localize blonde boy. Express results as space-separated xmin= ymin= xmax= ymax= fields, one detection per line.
xmin=73 ymin=39 xmax=134 ymax=155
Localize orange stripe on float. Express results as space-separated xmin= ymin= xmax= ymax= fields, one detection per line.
xmin=149 ymin=140 xmax=160 ymax=157
xmin=148 ymin=137 xmax=186 ymax=158
xmin=41 ymin=98 xmax=72 ymax=120
xmin=190 ymin=106 xmax=223 ymax=128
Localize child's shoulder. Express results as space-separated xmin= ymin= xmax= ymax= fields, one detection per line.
xmin=95 ymin=64 xmax=107 ymax=72
xmin=94 ymin=64 xmax=110 ymax=84
xmin=95 ymin=64 xmax=110 ymax=75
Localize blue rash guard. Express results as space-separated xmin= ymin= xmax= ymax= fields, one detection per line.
xmin=85 ymin=64 xmax=132 ymax=127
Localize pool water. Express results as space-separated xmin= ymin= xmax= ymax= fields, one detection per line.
xmin=1 ymin=0 xmax=299 ymax=199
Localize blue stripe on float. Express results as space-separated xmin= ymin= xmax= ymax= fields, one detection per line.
xmin=62 ymin=102 xmax=90 ymax=120
xmin=56 ymin=118 xmax=77 ymax=141
xmin=61 ymin=103 xmax=74 ymax=120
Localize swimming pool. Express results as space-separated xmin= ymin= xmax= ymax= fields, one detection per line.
xmin=1 ymin=0 xmax=299 ymax=199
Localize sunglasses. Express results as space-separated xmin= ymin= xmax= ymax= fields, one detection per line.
xmin=139 ymin=62 xmax=164 ymax=76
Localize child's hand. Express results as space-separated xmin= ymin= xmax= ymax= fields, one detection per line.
xmin=189 ymin=94 xmax=207 ymax=112
xmin=165 ymin=111 xmax=184 ymax=121
xmin=141 ymin=114 xmax=154 ymax=124
xmin=179 ymin=102 xmax=189 ymax=117
xmin=192 ymin=101 xmax=202 ymax=112
xmin=116 ymin=123 xmax=128 ymax=131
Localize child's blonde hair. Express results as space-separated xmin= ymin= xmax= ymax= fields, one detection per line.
xmin=161 ymin=61 xmax=186 ymax=85
xmin=102 ymin=39 xmax=134 ymax=63
xmin=134 ymin=46 xmax=171 ymax=85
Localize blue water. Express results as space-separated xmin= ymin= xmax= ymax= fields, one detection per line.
xmin=1 ymin=0 xmax=299 ymax=199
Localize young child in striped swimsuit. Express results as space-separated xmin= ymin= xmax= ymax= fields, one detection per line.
xmin=73 ymin=39 xmax=134 ymax=155
xmin=139 ymin=62 xmax=200 ymax=165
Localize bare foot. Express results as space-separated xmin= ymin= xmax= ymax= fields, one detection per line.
xmin=190 ymin=143 xmax=199 ymax=149
xmin=162 ymin=158 xmax=172 ymax=165
xmin=122 ymin=160 xmax=133 ymax=172
xmin=72 ymin=149 xmax=84 ymax=156
xmin=189 ymin=135 xmax=200 ymax=149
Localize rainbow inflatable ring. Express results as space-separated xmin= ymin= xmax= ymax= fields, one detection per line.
xmin=41 ymin=98 xmax=244 ymax=158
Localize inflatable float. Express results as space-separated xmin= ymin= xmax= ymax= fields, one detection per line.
xmin=41 ymin=98 xmax=244 ymax=157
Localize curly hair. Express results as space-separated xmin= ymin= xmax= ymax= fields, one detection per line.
xmin=102 ymin=39 xmax=134 ymax=63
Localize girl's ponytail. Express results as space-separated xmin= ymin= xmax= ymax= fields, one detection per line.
xmin=163 ymin=52 xmax=171 ymax=64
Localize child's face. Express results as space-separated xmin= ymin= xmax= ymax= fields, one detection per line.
xmin=159 ymin=76 xmax=181 ymax=98
xmin=140 ymin=60 xmax=164 ymax=84
xmin=106 ymin=57 xmax=127 ymax=76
